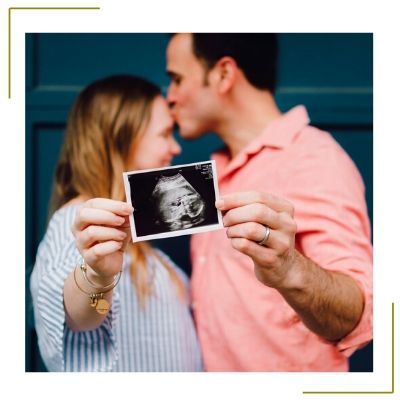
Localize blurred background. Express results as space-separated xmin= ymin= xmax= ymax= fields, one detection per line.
xmin=25 ymin=33 xmax=373 ymax=372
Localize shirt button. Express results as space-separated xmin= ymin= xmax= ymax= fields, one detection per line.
xmin=198 ymin=256 xmax=206 ymax=265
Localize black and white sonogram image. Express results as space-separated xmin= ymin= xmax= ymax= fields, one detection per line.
xmin=151 ymin=173 xmax=206 ymax=230
xmin=123 ymin=161 xmax=223 ymax=242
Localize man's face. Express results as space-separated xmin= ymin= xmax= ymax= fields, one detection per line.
xmin=166 ymin=33 xmax=219 ymax=139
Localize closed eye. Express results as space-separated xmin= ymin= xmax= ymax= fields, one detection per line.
xmin=160 ymin=128 xmax=173 ymax=138
xmin=167 ymin=71 xmax=182 ymax=86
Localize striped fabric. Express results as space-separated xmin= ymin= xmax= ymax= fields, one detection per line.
xmin=30 ymin=205 xmax=203 ymax=372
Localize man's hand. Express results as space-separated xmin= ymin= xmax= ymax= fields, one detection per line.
xmin=216 ymin=191 xmax=298 ymax=289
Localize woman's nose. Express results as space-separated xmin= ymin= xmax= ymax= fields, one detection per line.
xmin=171 ymin=137 xmax=182 ymax=156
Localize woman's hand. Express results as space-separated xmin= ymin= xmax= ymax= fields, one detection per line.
xmin=71 ymin=198 xmax=133 ymax=280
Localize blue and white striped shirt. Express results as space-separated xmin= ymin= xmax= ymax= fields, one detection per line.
xmin=30 ymin=205 xmax=203 ymax=372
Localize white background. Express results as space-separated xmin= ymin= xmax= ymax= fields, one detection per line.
xmin=0 ymin=0 xmax=398 ymax=399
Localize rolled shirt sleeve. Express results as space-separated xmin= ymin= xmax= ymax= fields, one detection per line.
xmin=285 ymin=130 xmax=373 ymax=355
xmin=30 ymin=206 xmax=121 ymax=372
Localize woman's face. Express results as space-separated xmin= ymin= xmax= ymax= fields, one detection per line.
xmin=127 ymin=96 xmax=182 ymax=171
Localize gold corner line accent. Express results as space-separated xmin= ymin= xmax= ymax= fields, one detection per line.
xmin=8 ymin=6 xmax=101 ymax=99
xmin=303 ymin=302 xmax=395 ymax=395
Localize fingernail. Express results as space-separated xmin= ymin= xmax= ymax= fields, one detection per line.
xmin=215 ymin=199 xmax=224 ymax=209
xmin=124 ymin=204 xmax=134 ymax=213
xmin=116 ymin=217 xmax=125 ymax=224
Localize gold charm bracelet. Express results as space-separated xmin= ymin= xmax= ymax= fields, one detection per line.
xmin=73 ymin=264 xmax=122 ymax=315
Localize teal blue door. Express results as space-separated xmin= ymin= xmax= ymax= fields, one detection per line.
xmin=26 ymin=33 xmax=373 ymax=372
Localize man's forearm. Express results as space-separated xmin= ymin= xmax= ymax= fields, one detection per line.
xmin=276 ymin=250 xmax=364 ymax=342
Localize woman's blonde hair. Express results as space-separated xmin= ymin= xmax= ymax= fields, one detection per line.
xmin=49 ymin=75 xmax=185 ymax=304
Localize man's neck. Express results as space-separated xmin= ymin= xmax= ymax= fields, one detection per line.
xmin=217 ymin=89 xmax=281 ymax=159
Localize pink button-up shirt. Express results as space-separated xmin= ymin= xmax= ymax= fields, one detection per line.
xmin=191 ymin=106 xmax=372 ymax=371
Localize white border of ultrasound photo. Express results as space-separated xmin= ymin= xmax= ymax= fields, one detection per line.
xmin=123 ymin=161 xmax=224 ymax=242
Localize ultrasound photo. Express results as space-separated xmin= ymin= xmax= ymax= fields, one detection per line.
xmin=123 ymin=161 xmax=223 ymax=242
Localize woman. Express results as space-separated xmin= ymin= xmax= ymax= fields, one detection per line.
xmin=30 ymin=75 xmax=203 ymax=372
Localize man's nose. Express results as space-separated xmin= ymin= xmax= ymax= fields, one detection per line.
xmin=166 ymin=85 xmax=176 ymax=108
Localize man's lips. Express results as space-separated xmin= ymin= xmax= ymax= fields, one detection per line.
xmin=170 ymin=109 xmax=179 ymax=122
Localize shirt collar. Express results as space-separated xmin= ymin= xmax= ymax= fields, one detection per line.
xmin=213 ymin=105 xmax=310 ymax=179
xmin=246 ymin=105 xmax=310 ymax=153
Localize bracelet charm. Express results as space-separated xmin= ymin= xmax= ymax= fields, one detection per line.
xmin=88 ymin=293 xmax=110 ymax=314
xmin=73 ymin=262 xmax=119 ymax=315
xmin=96 ymin=298 xmax=110 ymax=314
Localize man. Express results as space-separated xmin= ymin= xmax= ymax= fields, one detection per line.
xmin=166 ymin=33 xmax=372 ymax=371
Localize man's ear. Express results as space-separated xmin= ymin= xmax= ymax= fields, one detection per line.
xmin=212 ymin=56 xmax=237 ymax=93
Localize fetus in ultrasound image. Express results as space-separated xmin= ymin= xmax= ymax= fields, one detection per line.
xmin=151 ymin=173 xmax=206 ymax=231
